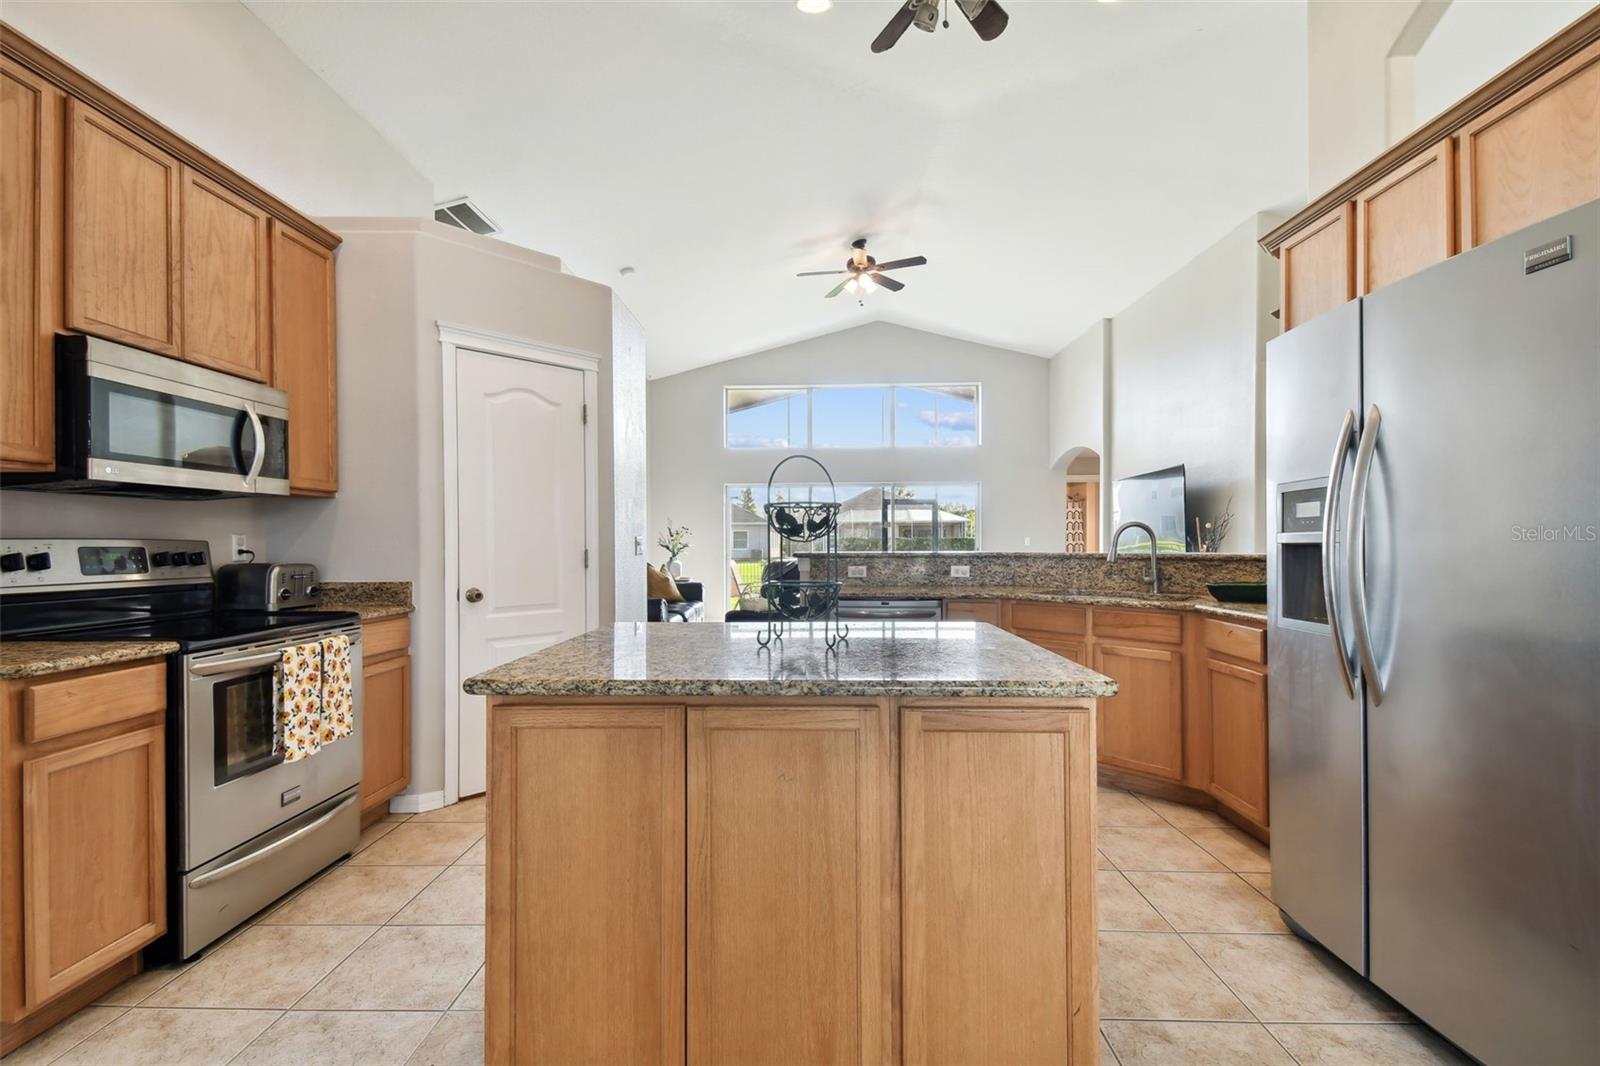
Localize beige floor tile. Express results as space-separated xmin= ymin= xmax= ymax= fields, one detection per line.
xmin=385 ymin=814 xmax=414 ymax=823
xmin=1098 ymin=870 xmax=1170 ymax=932
xmin=94 ymin=964 xmax=188 ymax=1006
xmin=261 ymin=865 xmax=444 ymax=926
xmin=1240 ymin=872 xmax=1273 ymax=900
xmin=1099 ymin=848 xmax=1117 ymax=871
xmin=391 ymin=866 xmax=485 ymax=926
xmin=1266 ymin=1023 xmax=1470 ymax=1065
xmin=232 ymin=1009 xmax=442 ymax=1065
xmin=1100 ymin=1029 xmax=1120 ymax=1065
xmin=1099 ymin=931 xmax=1252 ymax=1022
xmin=1099 ymin=788 xmax=1167 ymax=827
xmin=349 ymin=822 xmax=484 ymax=867
xmin=1103 ymin=1020 xmax=1296 ymax=1065
xmin=302 ymin=926 xmax=485 ymax=1010
xmin=1185 ymin=933 xmax=1410 ymax=1023
xmin=146 ymin=925 xmax=374 ymax=1009
xmin=406 ymin=1011 xmax=484 ymax=1066
xmin=1185 ymin=827 xmax=1271 ymax=873
xmin=0 ymin=1006 xmax=126 ymax=1065
xmin=451 ymin=966 xmax=484 ymax=1011
xmin=54 ymin=1008 xmax=280 ymax=1065
xmin=354 ymin=818 xmax=404 ymax=854
xmin=409 ymin=796 xmax=486 ymax=823
xmin=1139 ymin=795 xmax=1232 ymax=830
xmin=454 ymin=837 xmax=486 ymax=866
xmin=1124 ymin=872 xmax=1288 ymax=934
xmin=1100 ymin=827 xmax=1226 ymax=872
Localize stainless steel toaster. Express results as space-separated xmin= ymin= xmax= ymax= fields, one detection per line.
xmin=216 ymin=562 xmax=322 ymax=611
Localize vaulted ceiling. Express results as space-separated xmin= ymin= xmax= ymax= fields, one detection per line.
xmin=247 ymin=1 xmax=1309 ymax=377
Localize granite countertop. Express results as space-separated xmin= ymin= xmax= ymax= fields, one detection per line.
xmin=316 ymin=580 xmax=414 ymax=622
xmin=842 ymin=585 xmax=1268 ymax=623
xmin=0 ymin=640 xmax=180 ymax=681
xmin=464 ymin=621 xmax=1119 ymax=699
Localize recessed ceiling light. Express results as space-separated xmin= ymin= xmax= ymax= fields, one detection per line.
xmin=796 ymin=0 xmax=832 ymax=13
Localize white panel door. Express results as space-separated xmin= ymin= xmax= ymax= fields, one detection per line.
xmin=456 ymin=348 xmax=589 ymax=796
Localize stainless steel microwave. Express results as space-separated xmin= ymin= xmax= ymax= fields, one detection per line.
xmin=2 ymin=335 xmax=289 ymax=498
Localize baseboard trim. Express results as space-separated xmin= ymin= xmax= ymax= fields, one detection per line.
xmin=388 ymin=790 xmax=446 ymax=815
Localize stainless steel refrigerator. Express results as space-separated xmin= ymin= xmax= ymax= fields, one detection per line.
xmin=1266 ymin=199 xmax=1599 ymax=1065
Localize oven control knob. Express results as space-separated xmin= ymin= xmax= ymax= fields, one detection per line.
xmin=151 ymin=551 xmax=171 ymax=567
xmin=187 ymin=551 xmax=207 ymax=566
xmin=0 ymin=553 xmax=23 ymax=573
xmin=24 ymin=552 xmax=51 ymax=572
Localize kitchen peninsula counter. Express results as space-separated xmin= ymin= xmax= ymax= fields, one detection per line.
xmin=467 ymin=620 xmax=1112 ymax=1064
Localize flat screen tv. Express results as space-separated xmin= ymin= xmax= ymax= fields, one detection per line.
xmin=1112 ymin=465 xmax=1190 ymax=553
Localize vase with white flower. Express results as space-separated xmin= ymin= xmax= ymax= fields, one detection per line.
xmin=658 ymin=522 xmax=691 ymax=579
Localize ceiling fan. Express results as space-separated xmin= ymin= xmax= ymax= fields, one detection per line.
xmin=871 ymin=0 xmax=1009 ymax=53
xmin=797 ymin=238 xmax=928 ymax=300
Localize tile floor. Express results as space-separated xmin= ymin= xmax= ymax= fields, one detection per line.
xmin=5 ymin=788 xmax=1471 ymax=1065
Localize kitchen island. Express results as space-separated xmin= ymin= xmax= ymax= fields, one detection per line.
xmin=464 ymin=621 xmax=1116 ymax=1065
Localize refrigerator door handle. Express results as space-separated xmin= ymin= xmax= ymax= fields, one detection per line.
xmin=1323 ymin=408 xmax=1358 ymax=698
xmin=1347 ymin=403 xmax=1385 ymax=705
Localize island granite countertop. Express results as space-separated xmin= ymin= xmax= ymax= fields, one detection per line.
xmin=464 ymin=620 xmax=1118 ymax=699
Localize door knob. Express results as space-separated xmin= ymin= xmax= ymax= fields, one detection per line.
xmin=464 ymin=587 xmax=484 ymax=603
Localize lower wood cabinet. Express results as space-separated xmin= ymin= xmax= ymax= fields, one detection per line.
xmin=1093 ymin=641 xmax=1184 ymax=781
xmin=1 ymin=660 xmax=168 ymax=1051
xmin=359 ymin=616 xmax=411 ymax=822
xmin=942 ymin=598 xmax=1003 ymax=626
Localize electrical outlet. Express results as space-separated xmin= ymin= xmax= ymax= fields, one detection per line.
xmin=230 ymin=534 xmax=251 ymax=560
xmin=950 ymin=564 xmax=971 ymax=578
xmin=1024 ymin=536 xmax=1032 ymax=547
xmin=848 ymin=565 xmax=867 ymax=578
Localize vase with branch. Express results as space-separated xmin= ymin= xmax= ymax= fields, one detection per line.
xmin=1193 ymin=498 xmax=1235 ymax=554
xmin=658 ymin=522 xmax=691 ymax=578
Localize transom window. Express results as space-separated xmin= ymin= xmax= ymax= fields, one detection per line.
xmin=724 ymin=385 xmax=979 ymax=449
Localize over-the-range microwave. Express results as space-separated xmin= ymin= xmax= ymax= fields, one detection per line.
xmin=2 ymin=335 xmax=289 ymax=498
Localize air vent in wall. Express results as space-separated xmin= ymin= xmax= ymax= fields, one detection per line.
xmin=433 ymin=197 xmax=501 ymax=236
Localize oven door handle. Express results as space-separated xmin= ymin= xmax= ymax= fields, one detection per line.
xmin=190 ymin=650 xmax=284 ymax=676
xmin=188 ymin=795 xmax=357 ymax=889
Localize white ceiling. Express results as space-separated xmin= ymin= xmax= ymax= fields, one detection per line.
xmin=246 ymin=0 xmax=1309 ymax=378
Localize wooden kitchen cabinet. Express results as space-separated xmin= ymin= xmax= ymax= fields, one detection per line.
xmin=1278 ymin=203 xmax=1354 ymax=331
xmin=1206 ymin=657 xmax=1269 ymax=827
xmin=359 ymin=616 xmax=411 ymax=822
xmin=1 ymin=659 xmax=168 ymax=1054
xmin=687 ymin=707 xmax=887 ymax=1064
xmin=1356 ymin=139 xmax=1456 ymax=295
xmin=64 ymin=98 xmax=182 ymax=356
xmin=180 ymin=166 xmax=271 ymax=382
xmin=901 ymin=705 xmax=1098 ymax=1065
xmin=1 ymin=57 xmax=62 ymax=472
xmin=1093 ymin=641 xmax=1184 ymax=781
xmin=1457 ymin=38 xmax=1600 ymax=250
xmin=943 ymin=598 xmax=1003 ymax=626
xmin=487 ymin=704 xmax=685 ymax=1066
xmin=271 ymin=221 xmax=338 ymax=495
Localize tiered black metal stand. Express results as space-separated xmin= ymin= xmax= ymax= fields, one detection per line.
xmin=755 ymin=454 xmax=849 ymax=652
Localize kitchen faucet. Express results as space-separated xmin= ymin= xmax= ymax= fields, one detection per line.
xmin=1107 ymin=521 xmax=1161 ymax=594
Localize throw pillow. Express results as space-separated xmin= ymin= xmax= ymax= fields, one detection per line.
xmin=647 ymin=564 xmax=685 ymax=603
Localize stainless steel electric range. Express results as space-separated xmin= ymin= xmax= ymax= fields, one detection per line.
xmin=0 ymin=537 xmax=363 ymax=959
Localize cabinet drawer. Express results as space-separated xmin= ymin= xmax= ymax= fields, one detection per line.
xmin=362 ymin=616 xmax=410 ymax=660
xmin=1202 ymin=619 xmax=1266 ymax=665
xmin=944 ymin=599 xmax=1003 ymax=626
xmin=23 ymin=662 xmax=167 ymax=743
xmin=1091 ymin=608 xmax=1181 ymax=645
xmin=1007 ymin=602 xmax=1086 ymax=636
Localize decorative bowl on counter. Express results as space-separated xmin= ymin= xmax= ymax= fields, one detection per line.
xmin=1207 ymin=581 xmax=1267 ymax=604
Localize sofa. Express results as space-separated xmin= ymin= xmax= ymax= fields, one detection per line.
xmin=648 ymin=581 xmax=704 ymax=622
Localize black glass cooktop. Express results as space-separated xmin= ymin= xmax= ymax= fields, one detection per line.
xmin=45 ymin=609 xmax=361 ymax=653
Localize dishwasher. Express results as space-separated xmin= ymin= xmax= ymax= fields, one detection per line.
xmin=836 ymin=598 xmax=944 ymax=621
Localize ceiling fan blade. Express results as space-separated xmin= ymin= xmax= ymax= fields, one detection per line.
xmin=796 ymin=270 xmax=847 ymax=277
xmin=871 ymin=2 xmax=917 ymax=53
xmin=873 ymin=256 xmax=927 ymax=272
xmin=956 ymin=0 xmax=1009 ymax=41
xmin=824 ymin=278 xmax=851 ymax=299
xmin=868 ymin=272 xmax=905 ymax=292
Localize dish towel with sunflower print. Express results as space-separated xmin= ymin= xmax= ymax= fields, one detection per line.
xmin=275 ymin=641 xmax=325 ymax=762
xmin=319 ymin=634 xmax=355 ymax=743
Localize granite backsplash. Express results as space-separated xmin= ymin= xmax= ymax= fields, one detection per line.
xmin=826 ymin=552 xmax=1265 ymax=597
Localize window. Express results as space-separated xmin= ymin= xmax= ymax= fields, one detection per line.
xmin=724 ymin=385 xmax=979 ymax=449
xmin=731 ymin=530 xmax=749 ymax=551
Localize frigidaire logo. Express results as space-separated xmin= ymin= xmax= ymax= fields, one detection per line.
xmin=1510 ymin=524 xmax=1598 ymax=542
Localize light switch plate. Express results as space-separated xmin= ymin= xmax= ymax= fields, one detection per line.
xmin=848 ymin=565 xmax=867 ymax=578
xmin=950 ymin=564 xmax=971 ymax=578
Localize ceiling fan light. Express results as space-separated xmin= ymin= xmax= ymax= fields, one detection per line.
xmin=796 ymin=0 xmax=832 ymax=13
xmin=859 ymin=274 xmax=876 ymax=292
xmin=844 ymin=277 xmax=860 ymax=293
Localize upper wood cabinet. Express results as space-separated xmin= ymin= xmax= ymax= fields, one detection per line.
xmin=0 ymin=56 xmax=62 ymax=471
xmin=64 ymin=98 xmax=181 ymax=356
xmin=1279 ymin=204 xmax=1355 ymax=331
xmin=1356 ymin=139 xmax=1456 ymax=295
xmin=181 ymin=166 xmax=270 ymax=381
xmin=1457 ymin=38 xmax=1600 ymax=250
xmin=271 ymin=221 xmax=338 ymax=495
